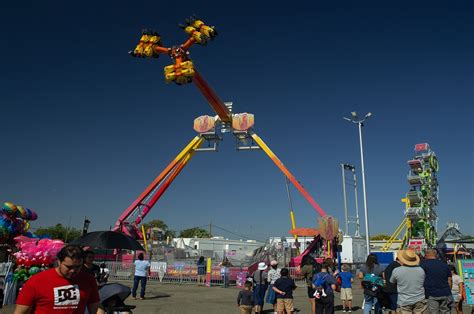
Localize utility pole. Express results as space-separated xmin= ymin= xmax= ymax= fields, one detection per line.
xmin=209 ymin=221 xmax=212 ymax=237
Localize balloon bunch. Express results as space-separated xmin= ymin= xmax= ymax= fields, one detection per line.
xmin=13 ymin=237 xmax=64 ymax=268
xmin=0 ymin=202 xmax=38 ymax=243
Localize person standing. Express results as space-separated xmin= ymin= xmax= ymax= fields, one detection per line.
xmin=219 ymin=257 xmax=233 ymax=288
xmin=383 ymin=257 xmax=401 ymax=314
xmin=14 ymin=245 xmax=100 ymax=314
xmin=450 ymin=266 xmax=463 ymax=314
xmin=390 ymin=249 xmax=426 ymax=313
xmin=252 ymin=262 xmax=268 ymax=314
xmin=420 ymin=249 xmax=453 ymax=313
xmin=358 ymin=254 xmax=384 ymax=314
xmin=272 ymin=268 xmax=297 ymax=314
xmin=82 ymin=250 xmax=101 ymax=282
xmin=266 ymin=260 xmax=281 ymax=312
xmin=98 ymin=262 xmax=110 ymax=286
xmin=197 ymin=256 xmax=206 ymax=286
xmin=338 ymin=264 xmax=354 ymax=312
xmin=300 ymin=254 xmax=321 ymax=314
xmin=237 ymin=281 xmax=255 ymax=314
xmin=312 ymin=262 xmax=338 ymax=314
xmin=132 ymin=253 xmax=151 ymax=300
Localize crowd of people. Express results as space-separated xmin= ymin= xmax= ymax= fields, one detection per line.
xmin=9 ymin=244 xmax=466 ymax=314
xmin=236 ymin=249 xmax=465 ymax=314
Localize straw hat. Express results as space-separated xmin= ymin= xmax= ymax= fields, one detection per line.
xmin=270 ymin=260 xmax=278 ymax=266
xmin=397 ymin=249 xmax=420 ymax=266
xmin=258 ymin=262 xmax=268 ymax=270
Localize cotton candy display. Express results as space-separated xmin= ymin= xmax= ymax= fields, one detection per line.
xmin=13 ymin=237 xmax=64 ymax=268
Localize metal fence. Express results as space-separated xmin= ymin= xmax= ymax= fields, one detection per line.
xmin=104 ymin=261 xmax=309 ymax=286
xmin=103 ymin=261 xmax=365 ymax=287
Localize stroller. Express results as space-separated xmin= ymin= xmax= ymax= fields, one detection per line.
xmin=99 ymin=283 xmax=136 ymax=314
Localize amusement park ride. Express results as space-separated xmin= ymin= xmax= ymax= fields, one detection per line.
xmin=382 ymin=143 xmax=440 ymax=252
xmin=112 ymin=16 xmax=339 ymax=257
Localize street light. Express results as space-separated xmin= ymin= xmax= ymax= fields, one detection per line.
xmin=343 ymin=111 xmax=372 ymax=254
xmin=82 ymin=217 xmax=91 ymax=236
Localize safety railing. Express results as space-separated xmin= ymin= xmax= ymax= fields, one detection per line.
xmin=103 ymin=262 xmax=310 ymax=287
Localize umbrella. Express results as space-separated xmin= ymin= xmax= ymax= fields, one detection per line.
xmin=70 ymin=231 xmax=144 ymax=251
xmin=99 ymin=283 xmax=131 ymax=303
xmin=289 ymin=228 xmax=320 ymax=237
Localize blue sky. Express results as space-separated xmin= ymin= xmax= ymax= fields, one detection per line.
xmin=1 ymin=1 xmax=473 ymax=241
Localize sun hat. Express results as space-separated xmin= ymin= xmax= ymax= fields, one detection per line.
xmin=397 ymin=249 xmax=420 ymax=266
xmin=258 ymin=262 xmax=268 ymax=270
xmin=270 ymin=260 xmax=278 ymax=266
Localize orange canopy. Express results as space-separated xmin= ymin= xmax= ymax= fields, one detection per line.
xmin=289 ymin=228 xmax=320 ymax=237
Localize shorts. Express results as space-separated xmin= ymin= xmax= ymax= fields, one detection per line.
xmin=239 ymin=305 xmax=253 ymax=314
xmin=277 ymin=298 xmax=295 ymax=312
xmin=386 ymin=292 xmax=398 ymax=310
xmin=307 ymin=286 xmax=316 ymax=298
xmin=341 ymin=288 xmax=353 ymax=300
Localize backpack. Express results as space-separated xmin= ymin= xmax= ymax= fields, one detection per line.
xmin=361 ymin=273 xmax=384 ymax=297
xmin=313 ymin=273 xmax=329 ymax=299
xmin=314 ymin=273 xmax=328 ymax=289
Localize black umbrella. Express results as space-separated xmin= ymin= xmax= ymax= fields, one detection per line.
xmin=70 ymin=231 xmax=144 ymax=251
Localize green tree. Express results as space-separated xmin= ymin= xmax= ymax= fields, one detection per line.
xmin=35 ymin=224 xmax=82 ymax=242
xmin=142 ymin=219 xmax=176 ymax=240
xmin=179 ymin=227 xmax=211 ymax=238
xmin=370 ymin=234 xmax=392 ymax=240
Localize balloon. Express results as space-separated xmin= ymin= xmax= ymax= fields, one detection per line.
xmin=2 ymin=202 xmax=17 ymax=216
xmin=16 ymin=206 xmax=26 ymax=219
xmin=29 ymin=266 xmax=40 ymax=275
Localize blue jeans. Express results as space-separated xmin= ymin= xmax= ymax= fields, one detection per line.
xmin=132 ymin=276 xmax=147 ymax=298
xmin=364 ymin=295 xmax=382 ymax=314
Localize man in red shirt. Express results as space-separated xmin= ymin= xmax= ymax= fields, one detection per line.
xmin=15 ymin=245 xmax=100 ymax=314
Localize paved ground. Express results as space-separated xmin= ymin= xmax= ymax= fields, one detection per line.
xmin=2 ymin=279 xmax=473 ymax=313
xmin=112 ymin=280 xmax=365 ymax=314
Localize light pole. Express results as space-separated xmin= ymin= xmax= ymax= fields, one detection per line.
xmin=82 ymin=217 xmax=91 ymax=236
xmin=344 ymin=111 xmax=372 ymax=254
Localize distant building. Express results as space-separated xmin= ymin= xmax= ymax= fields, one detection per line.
xmin=172 ymin=237 xmax=264 ymax=263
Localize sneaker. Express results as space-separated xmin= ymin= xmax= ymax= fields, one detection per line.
xmin=342 ymin=310 xmax=347 ymax=313
xmin=348 ymin=309 xmax=352 ymax=313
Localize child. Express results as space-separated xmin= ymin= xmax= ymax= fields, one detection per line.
xmin=338 ymin=264 xmax=354 ymax=312
xmin=237 ymin=281 xmax=255 ymax=314
xmin=272 ymin=268 xmax=297 ymax=314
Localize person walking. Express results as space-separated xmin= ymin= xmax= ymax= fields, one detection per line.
xmin=383 ymin=257 xmax=401 ymax=314
xmin=358 ymin=254 xmax=384 ymax=314
xmin=266 ymin=260 xmax=281 ymax=313
xmin=390 ymin=249 xmax=427 ymax=313
xmin=273 ymin=268 xmax=297 ymax=314
xmin=313 ymin=262 xmax=338 ymax=314
xmin=197 ymin=256 xmax=206 ymax=286
xmin=132 ymin=253 xmax=151 ymax=300
xmin=450 ymin=266 xmax=463 ymax=314
xmin=252 ymin=262 xmax=268 ymax=314
xmin=338 ymin=264 xmax=354 ymax=312
xmin=15 ymin=245 xmax=100 ymax=314
xmin=420 ymin=249 xmax=453 ymax=313
xmin=237 ymin=281 xmax=255 ymax=314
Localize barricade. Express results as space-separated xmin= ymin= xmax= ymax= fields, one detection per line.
xmin=104 ymin=262 xmax=307 ymax=287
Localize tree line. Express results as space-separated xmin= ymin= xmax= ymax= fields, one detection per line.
xmin=33 ymin=219 xmax=211 ymax=242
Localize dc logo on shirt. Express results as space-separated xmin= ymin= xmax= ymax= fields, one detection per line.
xmin=54 ymin=285 xmax=80 ymax=307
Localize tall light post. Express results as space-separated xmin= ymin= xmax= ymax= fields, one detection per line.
xmin=344 ymin=111 xmax=372 ymax=254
